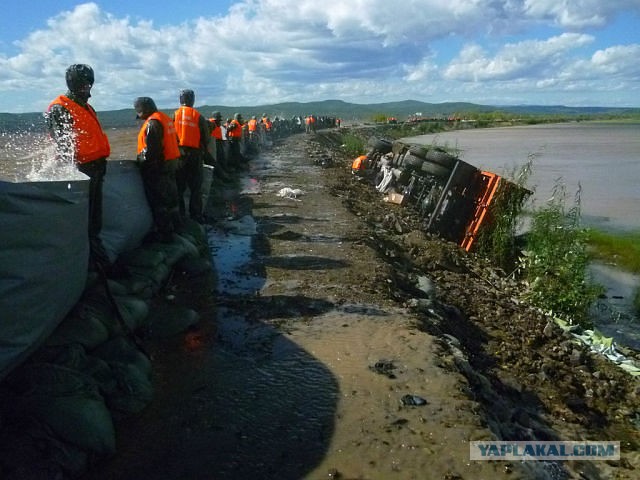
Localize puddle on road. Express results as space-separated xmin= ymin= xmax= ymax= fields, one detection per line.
xmin=196 ymin=149 xmax=558 ymax=480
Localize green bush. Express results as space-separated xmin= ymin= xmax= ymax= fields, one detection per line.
xmin=340 ymin=132 xmax=366 ymax=157
xmin=519 ymin=183 xmax=603 ymax=327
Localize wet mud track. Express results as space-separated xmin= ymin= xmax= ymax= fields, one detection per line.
xmin=84 ymin=132 xmax=639 ymax=480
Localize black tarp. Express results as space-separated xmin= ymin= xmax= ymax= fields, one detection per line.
xmin=0 ymin=178 xmax=89 ymax=380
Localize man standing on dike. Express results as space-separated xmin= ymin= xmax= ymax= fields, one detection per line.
xmin=46 ymin=64 xmax=111 ymax=273
xmin=173 ymin=89 xmax=209 ymax=223
xmin=134 ymin=96 xmax=182 ymax=242
xmin=226 ymin=112 xmax=246 ymax=170
xmin=208 ymin=110 xmax=232 ymax=181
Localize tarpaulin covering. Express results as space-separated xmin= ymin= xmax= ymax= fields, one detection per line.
xmin=0 ymin=178 xmax=89 ymax=380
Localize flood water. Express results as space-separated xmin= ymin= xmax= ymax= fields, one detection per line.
xmin=403 ymin=122 xmax=640 ymax=232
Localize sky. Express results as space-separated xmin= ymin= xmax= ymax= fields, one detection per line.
xmin=0 ymin=0 xmax=639 ymax=113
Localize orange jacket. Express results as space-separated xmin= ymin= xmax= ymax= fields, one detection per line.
xmin=209 ymin=121 xmax=223 ymax=140
xmin=352 ymin=155 xmax=368 ymax=171
xmin=227 ymin=119 xmax=243 ymax=139
xmin=47 ymin=95 xmax=111 ymax=164
xmin=137 ymin=111 xmax=181 ymax=161
xmin=262 ymin=117 xmax=272 ymax=130
xmin=247 ymin=118 xmax=258 ymax=132
xmin=174 ymin=106 xmax=201 ymax=148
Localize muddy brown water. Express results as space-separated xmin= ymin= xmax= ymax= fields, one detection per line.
xmin=79 ymin=134 xmax=550 ymax=480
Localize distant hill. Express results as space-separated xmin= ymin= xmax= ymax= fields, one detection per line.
xmin=1 ymin=100 xmax=638 ymax=132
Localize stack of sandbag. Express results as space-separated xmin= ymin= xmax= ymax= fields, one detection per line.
xmin=0 ymin=221 xmax=212 ymax=479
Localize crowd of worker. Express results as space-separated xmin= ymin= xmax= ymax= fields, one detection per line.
xmin=45 ymin=64 xmax=340 ymax=274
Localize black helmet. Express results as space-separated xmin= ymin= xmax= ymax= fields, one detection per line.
xmin=234 ymin=112 xmax=243 ymax=121
xmin=65 ymin=64 xmax=94 ymax=92
xmin=133 ymin=97 xmax=158 ymax=119
xmin=179 ymin=89 xmax=195 ymax=107
xmin=211 ymin=111 xmax=222 ymax=121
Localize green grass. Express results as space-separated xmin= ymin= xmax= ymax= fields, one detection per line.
xmin=586 ymin=229 xmax=640 ymax=274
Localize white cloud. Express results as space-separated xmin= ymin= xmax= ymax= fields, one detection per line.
xmin=523 ymin=0 xmax=640 ymax=29
xmin=444 ymin=33 xmax=594 ymax=81
xmin=0 ymin=1 xmax=638 ymax=112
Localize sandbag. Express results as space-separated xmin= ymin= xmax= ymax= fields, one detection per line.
xmin=92 ymin=336 xmax=154 ymax=414
xmin=101 ymin=160 xmax=153 ymax=263
xmin=0 ymin=178 xmax=89 ymax=381
xmin=10 ymin=363 xmax=116 ymax=456
xmin=148 ymin=304 xmax=200 ymax=338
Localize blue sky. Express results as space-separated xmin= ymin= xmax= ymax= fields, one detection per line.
xmin=1 ymin=1 xmax=639 ymax=113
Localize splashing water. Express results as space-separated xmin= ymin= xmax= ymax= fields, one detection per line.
xmin=0 ymin=129 xmax=85 ymax=182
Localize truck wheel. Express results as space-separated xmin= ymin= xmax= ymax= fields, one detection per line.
xmin=408 ymin=145 xmax=430 ymax=159
xmin=367 ymin=137 xmax=392 ymax=154
xmin=425 ymin=149 xmax=458 ymax=168
xmin=403 ymin=153 xmax=424 ymax=169
xmin=420 ymin=161 xmax=451 ymax=178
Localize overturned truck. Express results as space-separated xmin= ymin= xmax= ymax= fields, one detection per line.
xmin=360 ymin=136 xmax=531 ymax=251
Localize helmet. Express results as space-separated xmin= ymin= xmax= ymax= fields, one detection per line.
xmin=133 ymin=97 xmax=158 ymax=119
xmin=234 ymin=112 xmax=243 ymax=121
xmin=251 ymin=116 xmax=257 ymax=120
xmin=179 ymin=89 xmax=195 ymax=107
xmin=211 ymin=111 xmax=222 ymax=120
xmin=65 ymin=64 xmax=94 ymax=92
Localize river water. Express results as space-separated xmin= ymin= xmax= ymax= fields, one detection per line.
xmin=403 ymin=122 xmax=640 ymax=232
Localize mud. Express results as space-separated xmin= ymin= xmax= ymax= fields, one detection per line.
xmin=83 ymin=129 xmax=639 ymax=480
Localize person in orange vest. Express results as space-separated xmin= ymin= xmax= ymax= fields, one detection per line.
xmin=247 ymin=115 xmax=258 ymax=138
xmin=134 ymin=96 xmax=182 ymax=241
xmin=208 ymin=110 xmax=232 ymax=181
xmin=173 ymin=89 xmax=209 ymax=223
xmin=46 ymin=64 xmax=112 ymax=273
xmin=226 ymin=112 xmax=246 ymax=169
xmin=351 ymin=154 xmax=368 ymax=175
xmin=260 ymin=114 xmax=273 ymax=142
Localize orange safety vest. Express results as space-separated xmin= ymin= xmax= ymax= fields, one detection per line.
xmin=247 ymin=118 xmax=258 ymax=132
xmin=227 ymin=119 xmax=243 ymax=139
xmin=174 ymin=106 xmax=201 ymax=148
xmin=47 ymin=95 xmax=111 ymax=164
xmin=352 ymin=155 xmax=367 ymax=171
xmin=209 ymin=121 xmax=223 ymax=140
xmin=137 ymin=111 xmax=181 ymax=161
xmin=262 ymin=117 xmax=272 ymax=130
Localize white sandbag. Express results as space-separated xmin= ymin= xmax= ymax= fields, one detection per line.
xmin=101 ymin=160 xmax=153 ymax=263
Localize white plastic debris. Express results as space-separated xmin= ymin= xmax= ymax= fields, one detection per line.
xmin=277 ymin=187 xmax=305 ymax=200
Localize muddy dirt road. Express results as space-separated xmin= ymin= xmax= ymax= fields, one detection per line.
xmin=84 ymin=130 xmax=639 ymax=480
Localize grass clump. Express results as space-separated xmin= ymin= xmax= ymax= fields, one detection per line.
xmin=586 ymin=229 xmax=640 ymax=274
xmin=519 ymin=183 xmax=604 ymax=327
xmin=340 ymin=132 xmax=366 ymax=157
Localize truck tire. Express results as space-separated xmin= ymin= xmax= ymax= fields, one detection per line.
xmin=408 ymin=145 xmax=430 ymax=159
xmin=420 ymin=161 xmax=451 ymax=178
xmin=425 ymin=149 xmax=458 ymax=168
xmin=403 ymin=153 xmax=424 ymax=169
xmin=367 ymin=137 xmax=392 ymax=154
